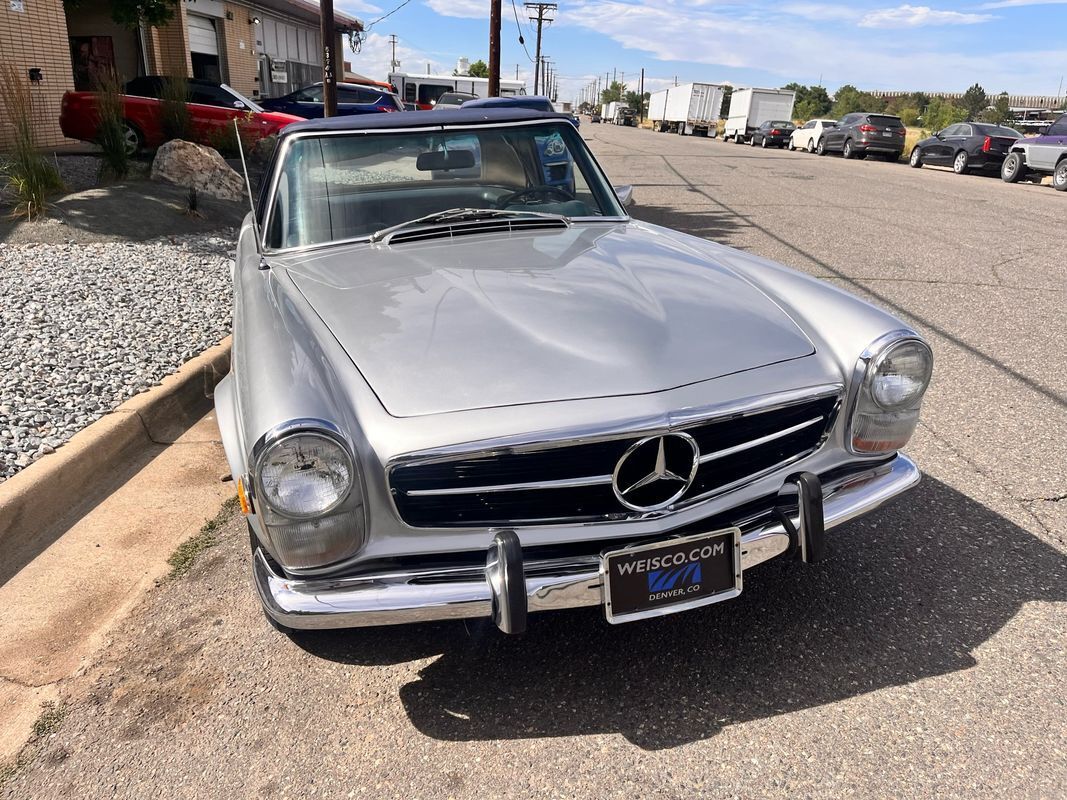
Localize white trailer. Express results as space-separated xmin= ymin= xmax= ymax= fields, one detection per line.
xmin=650 ymin=82 xmax=725 ymax=137
xmin=603 ymin=101 xmax=620 ymax=124
xmin=724 ymin=88 xmax=796 ymax=143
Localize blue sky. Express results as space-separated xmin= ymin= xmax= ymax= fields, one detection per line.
xmin=339 ymin=0 xmax=1067 ymax=102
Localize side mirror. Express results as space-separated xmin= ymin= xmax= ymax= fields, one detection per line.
xmin=933 ymin=130 xmax=943 ymax=139
xmin=614 ymin=184 xmax=634 ymax=208
xmin=233 ymin=101 xmax=246 ymax=109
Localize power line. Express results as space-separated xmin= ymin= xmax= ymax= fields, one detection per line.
xmin=510 ymin=0 xmax=535 ymax=62
xmin=366 ymin=0 xmax=415 ymax=31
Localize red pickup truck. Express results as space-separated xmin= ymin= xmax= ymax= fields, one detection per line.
xmin=60 ymin=76 xmax=304 ymax=153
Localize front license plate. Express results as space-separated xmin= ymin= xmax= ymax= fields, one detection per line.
xmin=602 ymin=529 xmax=742 ymax=624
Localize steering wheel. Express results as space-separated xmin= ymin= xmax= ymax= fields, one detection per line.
xmin=495 ymin=184 xmax=575 ymax=208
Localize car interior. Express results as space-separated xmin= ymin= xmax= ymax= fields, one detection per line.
xmin=266 ymin=124 xmax=617 ymax=249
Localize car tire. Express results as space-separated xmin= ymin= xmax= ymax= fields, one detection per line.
xmin=909 ymin=147 xmax=923 ymax=168
xmin=816 ymin=138 xmax=827 ymax=156
xmin=761 ymin=136 xmax=768 ymax=148
xmin=807 ymin=138 xmax=816 ymax=153
xmin=750 ymin=136 xmax=757 ymax=147
xmin=1001 ymin=152 xmax=1027 ymax=183
xmin=122 ymin=121 xmax=143 ymax=155
xmin=952 ymin=150 xmax=970 ymax=174
xmin=788 ymin=139 xmax=796 ymax=151
xmin=842 ymin=139 xmax=854 ymax=159
xmin=1054 ymin=160 xmax=1067 ymax=191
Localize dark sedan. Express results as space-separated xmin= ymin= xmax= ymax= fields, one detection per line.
xmin=819 ymin=112 xmax=906 ymax=160
xmin=909 ymin=122 xmax=1023 ymax=174
xmin=750 ymin=120 xmax=796 ymax=148
xmin=260 ymin=82 xmax=402 ymax=118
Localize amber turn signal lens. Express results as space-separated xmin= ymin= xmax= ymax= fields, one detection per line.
xmin=236 ymin=478 xmax=251 ymax=515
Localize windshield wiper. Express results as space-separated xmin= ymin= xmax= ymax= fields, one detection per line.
xmin=369 ymin=208 xmax=567 ymax=243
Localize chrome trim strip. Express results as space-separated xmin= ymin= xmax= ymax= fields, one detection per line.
xmin=405 ymin=473 xmax=613 ymax=497
xmin=697 ymin=416 xmax=824 ymax=464
xmin=255 ymin=454 xmax=920 ymax=630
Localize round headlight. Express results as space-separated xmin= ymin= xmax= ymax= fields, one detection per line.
xmin=869 ymin=340 xmax=933 ymax=410
xmin=257 ymin=432 xmax=353 ymax=518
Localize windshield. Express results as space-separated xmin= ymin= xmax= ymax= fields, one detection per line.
xmin=265 ymin=121 xmax=624 ymax=250
xmin=222 ymin=84 xmax=263 ymax=113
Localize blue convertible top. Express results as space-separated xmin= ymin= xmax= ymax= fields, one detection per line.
xmin=279 ymin=107 xmax=572 ymax=137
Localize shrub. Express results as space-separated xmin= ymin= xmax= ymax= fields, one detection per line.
xmin=160 ymin=73 xmax=191 ymax=141
xmin=0 ymin=62 xmax=63 ymax=220
xmin=205 ymin=114 xmax=257 ymax=159
xmin=93 ymin=69 xmax=128 ymax=179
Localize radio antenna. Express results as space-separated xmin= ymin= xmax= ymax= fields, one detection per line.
xmin=234 ymin=120 xmax=262 ymax=253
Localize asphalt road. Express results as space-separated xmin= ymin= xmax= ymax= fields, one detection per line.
xmin=6 ymin=123 xmax=1066 ymax=800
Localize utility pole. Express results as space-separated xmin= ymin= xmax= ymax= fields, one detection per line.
xmin=516 ymin=64 xmax=520 ymax=80
xmin=524 ymin=2 xmax=556 ymax=96
xmin=320 ymin=0 xmax=337 ymax=116
xmin=388 ymin=34 xmax=398 ymax=72
xmin=639 ymin=67 xmax=644 ymax=121
xmin=488 ymin=0 xmax=501 ymax=96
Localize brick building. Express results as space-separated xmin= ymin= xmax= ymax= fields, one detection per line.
xmin=0 ymin=0 xmax=361 ymax=149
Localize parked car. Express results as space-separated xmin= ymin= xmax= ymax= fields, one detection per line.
xmin=909 ymin=123 xmax=1022 ymax=174
xmin=750 ymin=120 xmax=796 ymax=148
xmin=403 ymin=102 xmax=420 ymax=111
xmin=790 ymin=119 xmax=837 ymax=153
xmin=819 ymin=112 xmax=906 ymax=160
xmin=220 ymin=107 xmax=932 ymax=635
xmin=434 ymin=91 xmax=478 ymax=108
xmin=463 ymin=95 xmax=579 ymax=127
xmin=1000 ymin=112 xmax=1067 ymax=190
xmin=259 ymin=81 xmax=403 ymax=118
xmin=591 ymin=112 xmax=602 ymax=123
xmin=59 ymin=77 xmax=303 ymax=153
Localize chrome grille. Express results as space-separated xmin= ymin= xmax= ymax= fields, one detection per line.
xmin=390 ymin=393 xmax=840 ymax=527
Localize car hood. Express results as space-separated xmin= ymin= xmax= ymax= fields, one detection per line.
xmin=280 ymin=223 xmax=815 ymax=417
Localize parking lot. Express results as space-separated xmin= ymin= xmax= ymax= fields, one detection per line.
xmin=3 ymin=121 xmax=1065 ymax=800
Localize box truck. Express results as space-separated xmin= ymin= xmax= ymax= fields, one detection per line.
xmin=649 ymin=82 xmax=725 ymax=136
xmin=602 ymin=101 xmax=618 ymax=123
xmin=724 ymin=88 xmax=796 ymax=143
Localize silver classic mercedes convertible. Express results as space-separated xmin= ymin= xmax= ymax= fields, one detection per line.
xmin=217 ymin=108 xmax=933 ymax=634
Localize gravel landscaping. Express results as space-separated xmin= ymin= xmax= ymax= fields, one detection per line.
xmin=0 ymin=233 xmax=234 ymax=482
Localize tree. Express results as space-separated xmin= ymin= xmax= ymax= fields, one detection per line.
xmin=830 ymin=84 xmax=887 ymax=117
xmin=63 ymin=0 xmax=179 ymax=27
xmin=720 ymin=85 xmax=733 ymax=118
xmin=784 ymin=83 xmax=833 ymax=121
xmin=459 ymin=59 xmax=489 ymax=78
xmin=898 ymin=107 xmax=921 ymax=126
xmin=600 ymin=81 xmax=626 ymax=106
xmin=922 ymin=96 xmax=968 ymax=131
xmin=979 ymin=92 xmax=1011 ymax=125
xmin=961 ymin=83 xmax=988 ymax=121
xmin=624 ymin=90 xmax=650 ymax=116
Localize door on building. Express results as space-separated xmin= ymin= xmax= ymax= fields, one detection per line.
xmin=188 ymin=14 xmax=221 ymax=82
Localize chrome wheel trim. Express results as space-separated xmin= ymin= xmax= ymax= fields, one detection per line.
xmin=954 ymin=152 xmax=967 ymax=173
xmin=122 ymin=124 xmax=139 ymax=154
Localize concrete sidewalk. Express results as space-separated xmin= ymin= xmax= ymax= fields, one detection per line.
xmin=0 ymin=410 xmax=231 ymax=765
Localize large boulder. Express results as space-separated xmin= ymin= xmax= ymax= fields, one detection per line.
xmin=150 ymin=140 xmax=245 ymax=202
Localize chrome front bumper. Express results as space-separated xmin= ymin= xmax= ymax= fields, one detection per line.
xmin=254 ymin=454 xmax=920 ymax=631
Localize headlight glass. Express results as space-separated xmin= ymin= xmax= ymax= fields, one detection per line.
xmin=258 ymin=432 xmax=353 ymax=518
xmin=850 ymin=337 xmax=933 ymax=455
xmin=869 ymin=341 xmax=933 ymax=410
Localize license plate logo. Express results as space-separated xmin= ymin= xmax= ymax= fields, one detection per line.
xmin=602 ymin=529 xmax=741 ymax=624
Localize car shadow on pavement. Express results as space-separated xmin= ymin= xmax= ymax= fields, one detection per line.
xmin=629 ymin=203 xmax=747 ymax=248
xmin=292 ymin=477 xmax=1066 ymax=750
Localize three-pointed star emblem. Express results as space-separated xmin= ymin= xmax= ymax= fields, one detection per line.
xmin=612 ymin=432 xmax=700 ymax=512
xmin=619 ymin=437 xmax=690 ymax=496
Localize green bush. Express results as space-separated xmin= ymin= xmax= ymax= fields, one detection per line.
xmin=0 ymin=62 xmax=64 ymax=220
xmin=160 ymin=73 xmax=191 ymax=141
xmin=94 ymin=70 xmax=129 ymax=179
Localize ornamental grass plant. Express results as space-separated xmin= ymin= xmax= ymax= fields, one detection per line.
xmin=0 ymin=62 xmax=63 ymax=220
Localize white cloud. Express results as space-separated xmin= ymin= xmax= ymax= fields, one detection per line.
xmin=780 ymin=3 xmax=862 ymax=21
xmin=980 ymin=0 xmax=1067 ymax=6
xmin=560 ymin=0 xmax=1065 ymax=93
xmin=858 ymin=4 xmax=995 ymax=27
xmin=424 ymin=0 xmax=487 ymax=19
xmin=343 ymin=32 xmax=447 ymax=83
xmin=338 ymin=0 xmax=383 ymax=15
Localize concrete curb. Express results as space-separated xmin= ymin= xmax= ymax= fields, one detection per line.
xmin=0 ymin=337 xmax=232 ymax=565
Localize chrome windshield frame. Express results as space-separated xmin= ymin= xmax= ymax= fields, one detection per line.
xmin=258 ymin=118 xmax=630 ymax=255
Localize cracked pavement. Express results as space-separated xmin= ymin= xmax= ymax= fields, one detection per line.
xmin=3 ymin=123 xmax=1065 ymax=799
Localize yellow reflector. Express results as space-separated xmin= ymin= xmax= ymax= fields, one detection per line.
xmin=236 ymin=479 xmax=250 ymax=515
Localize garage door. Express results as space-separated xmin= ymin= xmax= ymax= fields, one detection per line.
xmin=188 ymin=14 xmax=219 ymax=55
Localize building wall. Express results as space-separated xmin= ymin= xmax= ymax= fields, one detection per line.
xmin=0 ymin=0 xmax=77 ymax=150
xmin=64 ymin=5 xmax=142 ymax=85
xmin=220 ymin=2 xmax=262 ymax=98
xmin=144 ymin=5 xmax=192 ymax=77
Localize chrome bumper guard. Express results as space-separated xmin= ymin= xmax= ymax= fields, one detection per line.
xmin=254 ymin=454 xmax=920 ymax=632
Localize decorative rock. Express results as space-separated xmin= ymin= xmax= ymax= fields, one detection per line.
xmin=150 ymin=140 xmax=245 ymax=202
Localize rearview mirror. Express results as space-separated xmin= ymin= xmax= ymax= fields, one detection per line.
xmin=416 ymin=150 xmax=476 ymax=171
xmin=614 ymin=184 xmax=634 ymax=207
